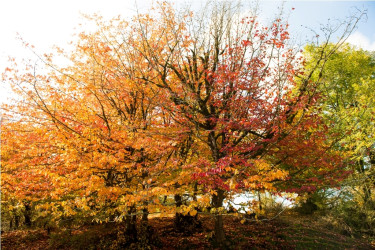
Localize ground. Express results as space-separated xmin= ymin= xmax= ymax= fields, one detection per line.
xmin=1 ymin=212 xmax=374 ymax=249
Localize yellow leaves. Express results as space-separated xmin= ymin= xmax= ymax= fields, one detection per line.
xmin=189 ymin=209 xmax=197 ymax=216
xmin=74 ymin=197 xmax=91 ymax=212
xmin=229 ymin=179 xmax=237 ymax=190
xmin=59 ymin=200 xmax=77 ymax=216
xmin=151 ymin=187 xmax=167 ymax=196
xmin=240 ymin=159 xmax=289 ymax=191
xmin=224 ymin=166 xmax=235 ymax=172
xmin=254 ymin=159 xmax=270 ymax=171
xmin=197 ymin=195 xmax=211 ymax=207
xmin=210 ymin=190 xmax=218 ymax=196
xmin=93 ymin=218 xmax=103 ymax=224
xmin=178 ymin=205 xmax=198 ymax=217
xmin=209 ymin=207 xmax=226 ymax=215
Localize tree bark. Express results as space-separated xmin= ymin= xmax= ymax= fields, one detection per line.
xmin=174 ymin=193 xmax=184 ymax=230
xmin=212 ymin=189 xmax=226 ymax=244
xmin=24 ymin=202 xmax=32 ymax=228
xmin=14 ymin=215 xmax=20 ymax=229
xmin=258 ymin=191 xmax=263 ymax=211
xmin=142 ymin=206 xmax=149 ymax=222
xmin=125 ymin=204 xmax=137 ymax=243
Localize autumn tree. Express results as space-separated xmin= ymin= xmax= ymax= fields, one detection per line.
xmin=119 ymin=1 xmax=363 ymax=243
xmin=1 ymin=0 xmax=364 ymax=245
xmin=2 ymin=19 xmax=177 ymax=237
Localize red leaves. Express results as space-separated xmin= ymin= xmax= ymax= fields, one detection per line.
xmin=242 ymin=40 xmax=252 ymax=47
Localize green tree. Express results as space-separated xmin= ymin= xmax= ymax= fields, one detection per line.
xmin=303 ymin=43 xmax=375 ymax=233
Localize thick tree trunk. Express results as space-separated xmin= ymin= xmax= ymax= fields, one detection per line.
xmin=207 ymin=130 xmax=227 ymax=244
xmin=174 ymin=193 xmax=183 ymax=228
xmin=125 ymin=204 xmax=137 ymax=243
xmin=139 ymin=203 xmax=154 ymax=247
xmin=212 ymin=189 xmax=226 ymax=244
xmin=174 ymin=194 xmax=184 ymax=231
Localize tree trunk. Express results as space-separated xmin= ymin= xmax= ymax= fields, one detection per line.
xmin=174 ymin=193 xmax=184 ymax=230
xmin=207 ymin=130 xmax=226 ymax=244
xmin=174 ymin=193 xmax=201 ymax=233
xmin=13 ymin=215 xmax=20 ymax=229
xmin=212 ymin=189 xmax=226 ymax=244
xmin=258 ymin=191 xmax=263 ymax=211
xmin=142 ymin=206 xmax=149 ymax=222
xmin=139 ymin=202 xmax=154 ymax=247
xmin=174 ymin=194 xmax=186 ymax=230
xmin=125 ymin=204 xmax=137 ymax=243
xmin=359 ymin=159 xmax=372 ymax=204
xmin=24 ymin=203 xmax=32 ymax=228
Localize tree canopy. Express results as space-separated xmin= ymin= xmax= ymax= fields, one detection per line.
xmin=1 ymin=1 xmax=366 ymax=245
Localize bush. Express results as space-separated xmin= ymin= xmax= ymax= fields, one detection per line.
xmin=321 ymin=199 xmax=375 ymax=237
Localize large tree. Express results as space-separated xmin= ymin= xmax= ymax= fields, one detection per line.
xmin=1 ymin=1 xmax=363 ymax=245
xmin=125 ymin=2 xmax=362 ymax=243
xmin=302 ymin=43 xmax=375 ymax=224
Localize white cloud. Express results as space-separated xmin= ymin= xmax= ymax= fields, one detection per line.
xmin=346 ymin=31 xmax=375 ymax=51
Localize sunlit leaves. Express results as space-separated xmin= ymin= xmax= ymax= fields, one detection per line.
xmin=0 ymin=2 xmax=358 ymax=229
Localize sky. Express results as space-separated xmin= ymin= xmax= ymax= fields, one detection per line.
xmin=1 ymin=0 xmax=375 ymax=103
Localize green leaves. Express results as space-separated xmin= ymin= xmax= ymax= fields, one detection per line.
xmin=305 ymin=43 xmax=375 ymax=160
